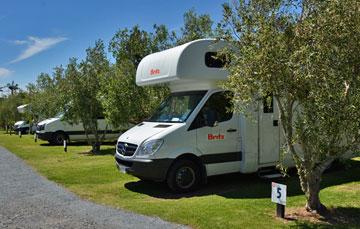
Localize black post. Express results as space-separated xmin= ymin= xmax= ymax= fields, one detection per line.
xmin=34 ymin=133 xmax=37 ymax=142
xmin=64 ymin=140 xmax=67 ymax=152
xmin=276 ymin=204 xmax=285 ymax=218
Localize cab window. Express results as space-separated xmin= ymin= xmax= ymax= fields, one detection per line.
xmin=189 ymin=91 xmax=233 ymax=130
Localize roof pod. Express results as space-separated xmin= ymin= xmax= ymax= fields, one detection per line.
xmin=136 ymin=39 xmax=229 ymax=89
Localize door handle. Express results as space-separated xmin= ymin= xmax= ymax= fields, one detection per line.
xmin=227 ymin=128 xmax=237 ymax=132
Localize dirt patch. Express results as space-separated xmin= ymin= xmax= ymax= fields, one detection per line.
xmin=285 ymin=206 xmax=360 ymax=226
xmin=286 ymin=207 xmax=326 ymax=224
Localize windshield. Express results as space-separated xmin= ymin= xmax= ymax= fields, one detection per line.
xmin=148 ymin=91 xmax=207 ymax=123
xmin=54 ymin=112 xmax=64 ymax=119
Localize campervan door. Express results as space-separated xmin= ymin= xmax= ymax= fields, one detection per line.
xmin=258 ymin=97 xmax=280 ymax=165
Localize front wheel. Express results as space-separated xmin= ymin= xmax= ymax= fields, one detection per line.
xmin=166 ymin=159 xmax=201 ymax=193
xmin=51 ymin=132 xmax=67 ymax=145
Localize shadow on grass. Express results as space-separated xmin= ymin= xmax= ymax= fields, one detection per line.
xmin=78 ymin=147 xmax=116 ymax=156
xmin=38 ymin=141 xmax=116 ymax=156
xmin=40 ymin=141 xmax=116 ymax=147
xmin=124 ymin=159 xmax=360 ymax=200
xmin=290 ymin=207 xmax=360 ymax=228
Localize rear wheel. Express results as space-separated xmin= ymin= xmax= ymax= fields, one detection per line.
xmin=166 ymin=159 xmax=201 ymax=193
xmin=51 ymin=132 xmax=67 ymax=145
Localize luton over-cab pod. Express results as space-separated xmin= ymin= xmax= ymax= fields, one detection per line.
xmin=17 ymin=104 xmax=29 ymax=114
xmin=136 ymin=39 xmax=228 ymax=91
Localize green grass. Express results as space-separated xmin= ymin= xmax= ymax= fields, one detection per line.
xmin=0 ymin=132 xmax=359 ymax=228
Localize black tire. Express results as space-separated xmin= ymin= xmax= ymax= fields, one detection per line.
xmin=166 ymin=159 xmax=201 ymax=193
xmin=51 ymin=132 xmax=67 ymax=145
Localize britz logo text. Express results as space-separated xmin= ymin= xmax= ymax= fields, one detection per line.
xmin=150 ymin=69 xmax=160 ymax=75
xmin=208 ymin=134 xmax=224 ymax=140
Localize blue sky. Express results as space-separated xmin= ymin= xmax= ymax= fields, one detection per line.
xmin=0 ymin=0 xmax=226 ymax=90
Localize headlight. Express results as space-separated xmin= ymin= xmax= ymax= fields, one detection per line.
xmin=136 ymin=139 xmax=164 ymax=157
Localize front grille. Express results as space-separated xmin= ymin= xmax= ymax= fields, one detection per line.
xmin=117 ymin=142 xmax=138 ymax=157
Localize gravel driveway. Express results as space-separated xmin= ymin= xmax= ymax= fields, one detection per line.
xmin=0 ymin=146 xmax=187 ymax=229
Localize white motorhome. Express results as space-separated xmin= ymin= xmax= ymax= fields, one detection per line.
xmin=115 ymin=39 xmax=293 ymax=192
xmin=15 ymin=104 xmax=36 ymax=134
xmin=13 ymin=120 xmax=33 ymax=134
xmin=36 ymin=113 xmax=121 ymax=145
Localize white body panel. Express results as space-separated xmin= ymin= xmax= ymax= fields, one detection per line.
xmin=36 ymin=117 xmax=120 ymax=142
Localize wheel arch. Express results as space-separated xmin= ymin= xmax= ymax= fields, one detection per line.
xmin=51 ymin=130 xmax=70 ymax=145
xmin=167 ymin=153 xmax=207 ymax=184
xmin=53 ymin=130 xmax=69 ymax=139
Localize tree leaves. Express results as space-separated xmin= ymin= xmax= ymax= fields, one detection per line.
xmin=220 ymin=0 xmax=360 ymax=211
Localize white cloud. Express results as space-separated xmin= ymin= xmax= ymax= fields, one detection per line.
xmin=0 ymin=68 xmax=13 ymax=78
xmin=11 ymin=36 xmax=67 ymax=63
xmin=13 ymin=40 xmax=29 ymax=45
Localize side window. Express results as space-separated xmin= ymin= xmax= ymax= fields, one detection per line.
xmin=263 ymin=95 xmax=274 ymax=113
xmin=205 ymin=52 xmax=226 ymax=68
xmin=189 ymin=91 xmax=233 ymax=130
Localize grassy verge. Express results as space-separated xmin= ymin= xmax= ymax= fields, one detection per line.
xmin=0 ymin=133 xmax=359 ymax=228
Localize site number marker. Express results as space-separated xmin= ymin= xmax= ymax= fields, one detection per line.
xmin=271 ymin=182 xmax=286 ymax=218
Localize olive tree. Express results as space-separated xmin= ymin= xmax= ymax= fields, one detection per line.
xmin=62 ymin=40 xmax=109 ymax=154
xmin=0 ymin=93 xmax=24 ymax=132
xmin=100 ymin=25 xmax=171 ymax=127
xmin=26 ymin=67 xmax=65 ymax=121
xmin=220 ymin=0 xmax=360 ymax=212
xmin=176 ymin=9 xmax=214 ymax=45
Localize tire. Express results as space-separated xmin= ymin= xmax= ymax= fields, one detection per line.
xmin=166 ymin=159 xmax=201 ymax=193
xmin=51 ymin=132 xmax=67 ymax=145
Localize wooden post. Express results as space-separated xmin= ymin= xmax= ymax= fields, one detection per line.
xmin=19 ymin=131 xmax=22 ymax=138
xmin=34 ymin=133 xmax=37 ymax=142
xmin=276 ymin=203 xmax=285 ymax=218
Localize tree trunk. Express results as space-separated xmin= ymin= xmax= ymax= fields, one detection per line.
xmin=92 ymin=142 xmax=101 ymax=154
xmin=304 ymin=172 xmax=326 ymax=213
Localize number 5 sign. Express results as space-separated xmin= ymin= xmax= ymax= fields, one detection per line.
xmin=271 ymin=182 xmax=286 ymax=206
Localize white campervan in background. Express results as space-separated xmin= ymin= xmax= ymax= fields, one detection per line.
xmin=36 ymin=113 xmax=121 ymax=145
xmin=13 ymin=120 xmax=34 ymax=134
xmin=114 ymin=39 xmax=293 ymax=192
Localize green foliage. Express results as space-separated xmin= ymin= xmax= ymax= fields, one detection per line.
xmin=61 ymin=40 xmax=110 ymax=153
xmin=101 ymin=9 xmax=215 ymax=127
xmin=220 ymin=0 xmax=360 ymax=211
xmin=0 ymin=93 xmax=25 ymax=130
xmin=176 ymin=8 xmax=214 ymax=44
xmin=26 ymin=67 xmax=65 ymax=121
xmin=100 ymin=25 xmax=171 ymax=126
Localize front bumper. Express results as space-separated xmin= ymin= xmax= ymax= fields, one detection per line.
xmin=36 ymin=131 xmax=53 ymax=141
xmin=114 ymin=153 xmax=173 ymax=182
xmin=14 ymin=127 xmax=30 ymax=134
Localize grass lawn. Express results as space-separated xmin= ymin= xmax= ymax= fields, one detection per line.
xmin=0 ymin=132 xmax=359 ymax=228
